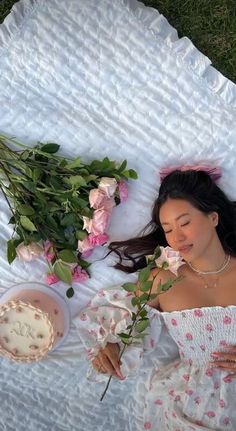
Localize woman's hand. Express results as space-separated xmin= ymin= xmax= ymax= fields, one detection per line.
xmin=92 ymin=342 xmax=125 ymax=380
xmin=208 ymin=345 xmax=236 ymax=377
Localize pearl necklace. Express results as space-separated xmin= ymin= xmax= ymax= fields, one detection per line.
xmin=188 ymin=255 xmax=231 ymax=275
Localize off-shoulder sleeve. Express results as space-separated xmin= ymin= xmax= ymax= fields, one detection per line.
xmin=77 ymin=286 xmax=164 ymax=381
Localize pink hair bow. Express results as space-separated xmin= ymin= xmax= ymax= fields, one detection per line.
xmin=159 ymin=165 xmax=222 ymax=183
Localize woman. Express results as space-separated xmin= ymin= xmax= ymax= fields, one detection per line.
xmin=80 ymin=168 xmax=236 ymax=430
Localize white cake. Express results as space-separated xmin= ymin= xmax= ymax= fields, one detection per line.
xmin=0 ymin=288 xmax=66 ymax=362
xmin=0 ymin=300 xmax=54 ymax=362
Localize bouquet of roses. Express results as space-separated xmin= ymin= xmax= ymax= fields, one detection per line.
xmin=0 ymin=133 xmax=137 ymax=297
xmin=100 ymin=246 xmax=185 ymax=400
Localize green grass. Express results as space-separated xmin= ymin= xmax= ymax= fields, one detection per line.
xmin=0 ymin=0 xmax=19 ymax=23
xmin=0 ymin=0 xmax=235 ymax=83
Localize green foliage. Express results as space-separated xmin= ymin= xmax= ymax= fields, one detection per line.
xmin=0 ymin=133 xmax=137 ymax=296
xmin=119 ymin=245 xmax=182 ymax=354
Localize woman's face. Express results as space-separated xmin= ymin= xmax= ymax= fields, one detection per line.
xmin=159 ymin=198 xmax=218 ymax=261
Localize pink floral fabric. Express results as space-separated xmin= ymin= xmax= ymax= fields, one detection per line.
xmin=144 ymin=305 xmax=236 ymax=430
xmin=78 ymin=289 xmax=236 ymax=430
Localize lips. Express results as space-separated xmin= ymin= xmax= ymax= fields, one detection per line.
xmin=178 ymin=245 xmax=193 ymax=254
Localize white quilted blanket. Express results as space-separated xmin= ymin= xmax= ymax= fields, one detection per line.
xmin=0 ymin=0 xmax=236 ymax=430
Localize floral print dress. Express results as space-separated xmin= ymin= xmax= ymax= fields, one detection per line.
xmin=78 ymin=288 xmax=236 ymax=431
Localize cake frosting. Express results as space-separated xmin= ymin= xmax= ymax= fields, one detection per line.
xmin=0 ymin=288 xmax=66 ymax=362
xmin=0 ymin=300 xmax=54 ymax=362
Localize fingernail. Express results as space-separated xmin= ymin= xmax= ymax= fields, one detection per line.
xmin=116 ymin=369 xmax=125 ymax=379
xmin=211 ymin=353 xmax=220 ymax=357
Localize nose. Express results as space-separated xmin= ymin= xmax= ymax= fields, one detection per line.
xmin=172 ymin=227 xmax=186 ymax=244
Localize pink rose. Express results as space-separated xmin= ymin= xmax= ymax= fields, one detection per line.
xmin=43 ymin=240 xmax=55 ymax=262
xmin=117 ymin=180 xmax=128 ymax=202
xmin=154 ymin=246 xmax=185 ymax=276
xmin=46 ymin=273 xmax=60 ymax=285
xmin=90 ymin=209 xmax=111 ymax=235
xmin=82 ymin=210 xmax=111 ymax=235
xmin=88 ymin=233 xmax=109 ymax=247
xmin=89 ymin=189 xmax=108 ymax=209
xmin=101 ymin=197 xmax=116 ymax=213
xmin=98 ymin=177 xmax=117 ymax=197
xmin=16 ymin=242 xmax=43 ymax=262
xmin=186 ymin=333 xmax=193 ymax=340
xmin=72 ymin=265 xmax=89 ymax=283
xmin=82 ymin=216 xmax=93 ymax=233
xmin=77 ymin=236 xmax=93 ymax=254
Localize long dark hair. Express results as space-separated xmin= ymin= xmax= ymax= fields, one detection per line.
xmin=106 ymin=170 xmax=236 ymax=273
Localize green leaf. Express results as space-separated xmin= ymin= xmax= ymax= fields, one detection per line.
xmin=138 ymin=266 xmax=150 ymax=283
xmin=58 ymin=249 xmax=78 ymax=263
xmin=119 ymin=335 xmax=132 ymax=345
xmin=75 ymin=230 xmax=87 ymax=240
xmin=118 ymin=160 xmax=127 ymax=172
xmin=54 ymin=261 xmax=73 ymax=284
xmin=140 ymin=280 xmax=153 ymax=292
xmin=66 ymin=287 xmax=74 ymax=298
xmin=139 ymin=293 xmax=149 ymax=303
xmin=64 ymin=175 xmax=87 ymax=188
xmin=17 ymin=204 xmax=35 ymax=216
xmin=131 ymin=297 xmax=140 ymax=307
xmin=60 ymin=213 xmax=76 ymax=227
xmin=20 ymin=216 xmax=37 ymax=232
xmin=135 ymin=319 xmax=149 ymax=333
xmin=7 ymin=239 xmax=16 ymax=264
xmin=117 ymin=332 xmax=131 ymax=339
xmin=158 ymin=279 xmax=174 ymax=292
xmin=32 ymin=168 xmax=42 ymax=183
xmin=122 ymin=282 xmax=137 ymax=292
xmin=65 ymin=157 xmax=82 ymax=170
xmin=41 ymin=143 xmax=60 ymax=153
xmin=139 ymin=309 xmax=148 ymax=318
xmin=153 ymin=245 xmax=161 ymax=259
xmin=77 ymin=258 xmax=91 ymax=269
xmin=128 ymin=169 xmax=138 ymax=179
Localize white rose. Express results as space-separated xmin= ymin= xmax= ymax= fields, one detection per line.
xmin=98 ymin=177 xmax=117 ymax=198
xmin=155 ymin=246 xmax=185 ymax=276
xmin=16 ymin=242 xmax=43 ymax=262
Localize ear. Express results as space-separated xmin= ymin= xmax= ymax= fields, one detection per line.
xmin=209 ymin=211 xmax=219 ymax=227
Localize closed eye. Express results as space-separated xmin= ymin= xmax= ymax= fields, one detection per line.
xmin=164 ymin=221 xmax=190 ymax=234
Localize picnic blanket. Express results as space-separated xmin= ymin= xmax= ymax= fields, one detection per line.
xmin=0 ymin=0 xmax=236 ymax=430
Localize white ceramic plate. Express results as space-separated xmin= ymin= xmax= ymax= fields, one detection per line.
xmin=0 ymin=282 xmax=71 ymax=352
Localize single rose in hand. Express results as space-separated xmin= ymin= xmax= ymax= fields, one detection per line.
xmin=98 ymin=177 xmax=117 ymax=198
xmin=154 ymin=246 xmax=185 ymax=276
xmin=16 ymin=242 xmax=44 ymax=262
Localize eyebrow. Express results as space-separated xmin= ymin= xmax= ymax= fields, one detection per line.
xmin=161 ymin=212 xmax=190 ymax=226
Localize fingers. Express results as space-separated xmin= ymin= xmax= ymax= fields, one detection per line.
xmin=103 ymin=344 xmax=124 ymax=379
xmin=92 ymin=343 xmax=125 ymax=380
